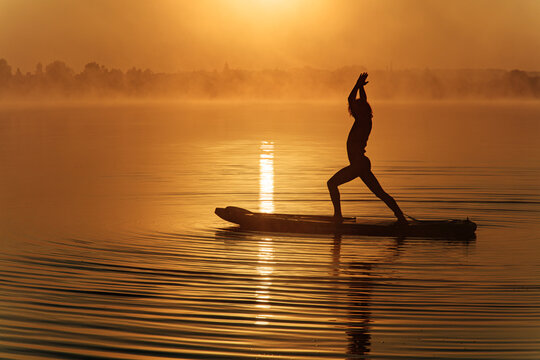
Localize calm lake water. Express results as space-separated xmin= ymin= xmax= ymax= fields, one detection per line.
xmin=0 ymin=101 xmax=539 ymax=359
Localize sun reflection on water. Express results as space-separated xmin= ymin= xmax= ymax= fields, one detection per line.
xmin=259 ymin=141 xmax=274 ymax=213
xmin=255 ymin=237 xmax=274 ymax=326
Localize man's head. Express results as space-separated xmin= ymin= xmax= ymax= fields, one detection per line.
xmin=348 ymin=99 xmax=372 ymax=118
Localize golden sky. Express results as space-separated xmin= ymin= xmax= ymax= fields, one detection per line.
xmin=1 ymin=0 xmax=539 ymax=72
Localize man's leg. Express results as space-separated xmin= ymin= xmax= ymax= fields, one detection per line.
xmin=359 ymin=170 xmax=407 ymax=222
xmin=327 ymin=166 xmax=358 ymax=219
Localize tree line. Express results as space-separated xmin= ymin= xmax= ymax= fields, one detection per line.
xmin=0 ymin=59 xmax=539 ymax=100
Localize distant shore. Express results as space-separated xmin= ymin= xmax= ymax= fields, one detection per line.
xmin=1 ymin=59 xmax=539 ymax=101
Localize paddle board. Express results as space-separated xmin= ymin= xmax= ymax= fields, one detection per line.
xmin=215 ymin=206 xmax=477 ymax=238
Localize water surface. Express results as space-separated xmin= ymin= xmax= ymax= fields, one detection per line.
xmin=0 ymin=101 xmax=539 ymax=359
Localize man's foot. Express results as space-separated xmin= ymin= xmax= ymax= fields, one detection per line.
xmin=395 ymin=215 xmax=408 ymax=226
xmin=333 ymin=214 xmax=343 ymax=224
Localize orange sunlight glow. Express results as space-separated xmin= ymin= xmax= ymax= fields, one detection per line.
xmin=225 ymin=0 xmax=311 ymax=14
xmin=2 ymin=1 xmax=538 ymax=72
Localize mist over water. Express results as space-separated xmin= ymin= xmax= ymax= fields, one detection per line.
xmin=0 ymin=101 xmax=539 ymax=359
xmin=1 ymin=58 xmax=539 ymax=101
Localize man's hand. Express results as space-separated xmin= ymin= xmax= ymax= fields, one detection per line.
xmin=357 ymin=72 xmax=369 ymax=86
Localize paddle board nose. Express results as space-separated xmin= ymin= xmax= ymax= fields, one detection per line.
xmin=215 ymin=206 xmax=252 ymax=222
xmin=214 ymin=207 xmax=230 ymax=222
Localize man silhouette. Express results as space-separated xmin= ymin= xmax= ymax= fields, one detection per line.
xmin=327 ymin=73 xmax=407 ymax=224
